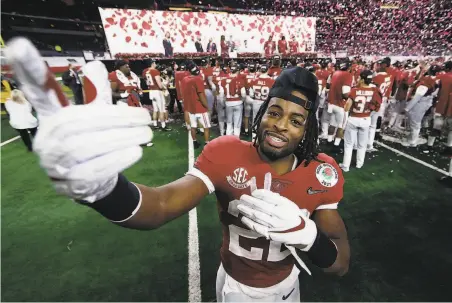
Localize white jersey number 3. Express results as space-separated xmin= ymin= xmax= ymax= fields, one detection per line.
xmin=227 ymin=200 xmax=291 ymax=262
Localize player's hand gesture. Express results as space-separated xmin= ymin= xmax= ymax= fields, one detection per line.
xmin=237 ymin=173 xmax=318 ymax=250
xmin=5 ymin=37 xmax=153 ymax=203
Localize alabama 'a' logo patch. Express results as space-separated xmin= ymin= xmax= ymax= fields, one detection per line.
xmin=227 ymin=167 xmax=251 ymax=190
xmin=315 ymin=163 xmax=339 ymax=188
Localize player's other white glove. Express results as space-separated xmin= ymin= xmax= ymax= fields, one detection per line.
xmin=237 ymin=173 xmax=318 ymax=251
xmin=5 ymin=37 xmax=153 ymax=203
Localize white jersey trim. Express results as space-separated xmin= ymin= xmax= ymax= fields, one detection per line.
xmin=186 ymin=167 xmax=215 ymax=194
xmin=315 ymin=202 xmax=339 ymax=210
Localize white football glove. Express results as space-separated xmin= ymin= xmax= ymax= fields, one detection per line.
xmin=237 ymin=173 xmax=318 ymax=251
xmin=6 ymin=37 xmax=153 ymax=203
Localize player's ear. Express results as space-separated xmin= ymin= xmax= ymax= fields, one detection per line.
xmin=82 ymin=61 xmax=113 ymax=105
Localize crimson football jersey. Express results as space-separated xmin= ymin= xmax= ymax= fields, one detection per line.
xmin=219 ymin=76 xmax=244 ymax=102
xmin=108 ymin=71 xmax=140 ymax=93
xmin=327 ymin=70 xmax=353 ymax=107
xmin=175 ymin=70 xmax=190 ymax=100
xmin=413 ymin=75 xmax=437 ymax=97
xmin=435 ymin=72 xmax=452 ymax=117
xmin=315 ymin=69 xmax=330 ymax=92
xmin=200 ymin=67 xmax=213 ymax=89
xmin=181 ymin=75 xmax=206 ymax=114
xmin=268 ymin=67 xmax=282 ymax=78
xmin=142 ymin=68 xmax=161 ymax=91
xmin=249 ymin=77 xmax=275 ymax=101
xmin=289 ymin=41 xmax=298 ymax=53
xmin=348 ymin=86 xmax=382 ymax=118
xmin=188 ymin=136 xmax=344 ymax=288
xmin=373 ymin=72 xmax=394 ymax=98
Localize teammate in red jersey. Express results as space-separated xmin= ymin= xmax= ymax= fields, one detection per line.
xmin=316 ymin=59 xmax=332 ymax=137
xmin=323 ymin=59 xmax=353 ymax=145
xmin=175 ymin=63 xmax=190 ymax=128
xmin=368 ymin=58 xmax=394 ymax=151
xmin=243 ymin=62 xmax=258 ymax=136
xmin=9 ymin=38 xmax=350 ymax=303
xmin=403 ymin=65 xmax=441 ymax=147
xmin=213 ymin=64 xmax=230 ymax=135
xmin=248 ymin=64 xmax=275 ymax=140
xmin=218 ymin=65 xmax=246 ymax=137
xmin=428 ymin=61 xmax=452 ymax=153
xmin=268 ymin=55 xmax=283 ymax=79
xmin=200 ymin=58 xmax=215 ymax=118
xmin=143 ymin=60 xmax=170 ymax=131
xmin=183 ymin=62 xmax=210 ymax=148
xmin=109 ymin=60 xmax=142 ymax=107
xmin=341 ymin=70 xmax=382 ymax=172
xmin=264 ymin=35 xmax=276 ymax=57
xmin=289 ymin=35 xmax=298 ymax=54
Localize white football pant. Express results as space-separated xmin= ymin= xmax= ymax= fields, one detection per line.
xmin=244 ymin=96 xmax=253 ymax=119
xmin=343 ymin=116 xmax=371 ymax=170
xmin=149 ymin=90 xmax=166 ymax=113
xmin=226 ymin=104 xmax=243 ymax=137
xmin=428 ymin=115 xmax=452 ymax=147
xmin=320 ymin=107 xmax=331 ymax=138
xmin=216 ymin=96 xmax=226 ymax=135
xmin=216 ymin=264 xmax=300 ymax=302
xmin=388 ymin=100 xmax=406 ymax=129
xmin=406 ymin=97 xmax=432 ymax=145
xmin=205 ymin=89 xmax=214 ymax=115
xmin=189 ymin=112 xmax=211 ymax=128
xmin=327 ymin=104 xmax=345 ymax=142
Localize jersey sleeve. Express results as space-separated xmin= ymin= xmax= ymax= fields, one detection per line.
xmin=186 ymin=136 xmax=238 ymax=194
xmin=315 ymin=154 xmax=344 ymax=210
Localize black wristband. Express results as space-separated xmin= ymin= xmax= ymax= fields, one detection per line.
xmin=305 ymin=230 xmax=338 ymax=268
xmin=78 ymin=174 xmax=141 ymax=222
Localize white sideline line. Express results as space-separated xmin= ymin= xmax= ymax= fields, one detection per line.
xmin=0 ymin=136 xmax=20 ymax=147
xmin=187 ymin=131 xmax=202 ymax=302
xmin=375 ymin=141 xmax=449 ymax=176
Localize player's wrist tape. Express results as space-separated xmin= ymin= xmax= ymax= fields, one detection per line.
xmin=305 ymin=230 xmax=338 ymax=268
xmin=81 ymin=174 xmax=142 ymax=222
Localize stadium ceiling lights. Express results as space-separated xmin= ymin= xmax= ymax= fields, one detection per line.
xmin=169 ymin=7 xmax=192 ymax=11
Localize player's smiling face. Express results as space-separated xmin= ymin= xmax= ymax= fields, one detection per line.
xmin=257 ymin=91 xmax=309 ymax=161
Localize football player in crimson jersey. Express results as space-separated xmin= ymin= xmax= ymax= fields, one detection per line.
xmin=218 ymin=65 xmax=246 ymax=137
xmin=109 ymin=60 xmax=143 ymax=107
xmin=268 ymin=55 xmax=283 ymax=79
xmin=183 ymin=62 xmax=210 ymax=149
xmin=277 ymin=35 xmax=288 ymax=56
xmin=9 ymin=39 xmax=349 ymax=302
xmin=340 ymin=70 xmax=382 ymax=172
xmin=243 ymin=62 xmax=259 ymax=136
xmin=428 ymin=61 xmax=452 ymax=154
xmin=367 ymin=58 xmax=394 ymax=151
xmin=323 ymin=60 xmax=353 ymax=146
xmin=402 ymin=65 xmax=441 ymax=147
xmin=316 ymin=60 xmax=331 ymax=135
xmin=143 ymin=60 xmax=170 ymax=131
xmin=264 ymin=35 xmax=276 ymax=57
xmin=200 ymin=58 xmax=216 ymax=117
xmin=212 ymin=65 xmax=230 ymax=135
xmin=289 ymin=35 xmax=298 ymax=54
xmin=248 ymin=65 xmax=275 ymax=140
xmin=175 ymin=63 xmax=191 ymax=128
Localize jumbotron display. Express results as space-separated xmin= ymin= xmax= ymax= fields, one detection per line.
xmin=98 ymin=7 xmax=316 ymax=56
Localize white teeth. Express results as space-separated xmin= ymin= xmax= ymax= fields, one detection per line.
xmin=269 ymin=135 xmax=283 ymax=142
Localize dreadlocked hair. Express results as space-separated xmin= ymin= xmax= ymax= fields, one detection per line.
xmin=251 ymin=96 xmax=321 ymax=167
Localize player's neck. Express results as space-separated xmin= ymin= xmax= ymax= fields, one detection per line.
xmin=258 ymin=149 xmax=296 ymax=175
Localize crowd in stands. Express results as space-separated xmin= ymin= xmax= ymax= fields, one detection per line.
xmin=1 ymin=0 xmax=451 ymax=56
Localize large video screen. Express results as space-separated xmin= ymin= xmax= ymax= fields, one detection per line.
xmin=99 ymin=8 xmax=316 ymax=56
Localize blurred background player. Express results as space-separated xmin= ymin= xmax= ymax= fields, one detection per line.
xmin=341 ymin=70 xmax=382 ymax=172
xmin=248 ymin=64 xmax=275 ymax=140
xmin=324 ymin=59 xmax=353 ymax=146
xmin=213 ymin=64 xmax=229 ymax=135
xmin=218 ymin=64 xmax=246 ymax=137
xmin=368 ymin=57 xmax=394 ymax=151
xmin=428 ymin=61 xmax=452 ymax=152
xmin=174 ymin=62 xmax=190 ymax=128
xmin=402 ymin=65 xmax=441 ymax=147
xmin=200 ymin=58 xmax=216 ymax=120
xmin=182 ymin=62 xmax=210 ymax=148
xmin=243 ymin=62 xmax=258 ymax=136
xmin=109 ymin=60 xmax=142 ymax=107
xmin=268 ymin=55 xmax=283 ymax=79
xmin=143 ymin=60 xmax=170 ymax=131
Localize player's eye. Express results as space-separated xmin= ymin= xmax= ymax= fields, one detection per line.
xmin=291 ymin=119 xmax=304 ymax=127
xmin=267 ymin=111 xmax=280 ymax=118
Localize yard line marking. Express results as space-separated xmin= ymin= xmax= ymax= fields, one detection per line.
xmin=187 ymin=131 xmax=202 ymax=302
xmin=0 ymin=136 xmax=20 ymax=147
xmin=375 ymin=141 xmax=449 ymax=176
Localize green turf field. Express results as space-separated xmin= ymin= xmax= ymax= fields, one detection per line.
xmin=2 ymin=119 xmax=452 ymax=301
